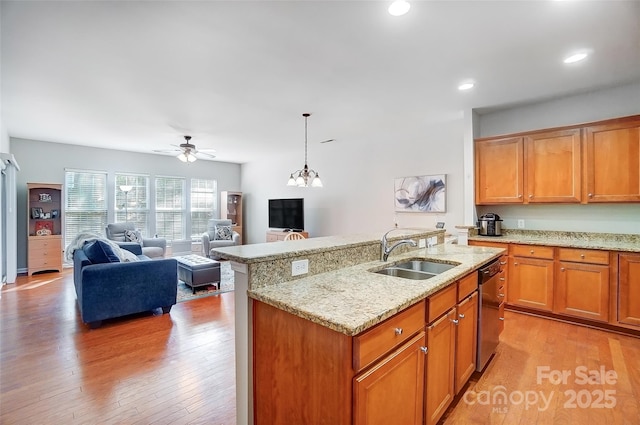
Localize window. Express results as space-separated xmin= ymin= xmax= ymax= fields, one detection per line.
xmin=155 ymin=176 xmax=185 ymax=241
xmin=64 ymin=169 xmax=108 ymax=248
xmin=190 ymin=178 xmax=217 ymax=239
xmin=115 ymin=173 xmax=149 ymax=235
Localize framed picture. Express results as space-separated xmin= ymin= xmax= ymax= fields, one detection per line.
xmin=394 ymin=174 xmax=446 ymax=213
xmin=51 ymin=209 xmax=59 ymax=219
xmin=35 ymin=220 xmax=53 ymax=236
xmin=31 ymin=207 xmax=43 ymax=219
xmin=39 ymin=193 xmax=52 ymax=202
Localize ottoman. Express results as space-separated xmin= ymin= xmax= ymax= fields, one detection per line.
xmin=176 ymin=255 xmax=221 ymax=294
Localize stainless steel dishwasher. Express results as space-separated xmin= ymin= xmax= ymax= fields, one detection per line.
xmin=476 ymin=258 xmax=503 ymax=372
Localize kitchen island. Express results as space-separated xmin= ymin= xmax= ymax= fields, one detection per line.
xmin=213 ymin=229 xmax=505 ymax=425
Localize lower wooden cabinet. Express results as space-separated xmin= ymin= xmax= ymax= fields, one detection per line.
xmin=354 ymin=332 xmax=425 ymax=425
xmin=618 ymin=253 xmax=640 ymax=327
xmin=28 ymin=235 xmax=63 ymax=276
xmin=555 ymin=261 xmax=610 ymax=322
xmin=425 ymin=309 xmax=456 ymax=425
xmin=455 ymin=292 xmax=478 ymax=394
xmin=508 ymin=256 xmax=554 ymax=311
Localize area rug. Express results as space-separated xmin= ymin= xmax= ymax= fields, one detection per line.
xmin=177 ymin=261 xmax=234 ymax=302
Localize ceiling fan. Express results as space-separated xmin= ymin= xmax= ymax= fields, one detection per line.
xmin=153 ymin=135 xmax=216 ymax=163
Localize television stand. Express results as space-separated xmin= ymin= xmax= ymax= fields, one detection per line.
xmin=266 ymin=230 xmax=309 ymax=242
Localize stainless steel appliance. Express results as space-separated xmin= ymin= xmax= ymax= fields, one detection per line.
xmin=477 ymin=213 xmax=503 ymax=236
xmin=476 ymin=258 xmax=503 ymax=371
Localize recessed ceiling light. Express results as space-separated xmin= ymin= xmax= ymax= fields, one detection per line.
xmin=564 ymin=52 xmax=588 ymax=64
xmin=388 ymin=0 xmax=410 ymax=16
xmin=458 ymin=82 xmax=475 ymax=91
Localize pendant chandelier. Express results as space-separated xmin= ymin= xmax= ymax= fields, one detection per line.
xmin=287 ymin=113 xmax=323 ymax=188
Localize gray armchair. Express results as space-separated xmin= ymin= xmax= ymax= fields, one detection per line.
xmin=202 ymin=219 xmax=241 ymax=259
xmin=105 ymin=222 xmax=167 ymax=259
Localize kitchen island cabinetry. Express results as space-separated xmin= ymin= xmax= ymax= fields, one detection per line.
xmin=618 ymin=253 xmax=640 ymax=328
xmin=554 ymin=248 xmax=611 ymax=323
xmin=508 ymin=245 xmax=554 ymax=312
xmin=455 ymin=291 xmax=478 ymax=394
xmin=584 ymin=117 xmax=640 ymax=202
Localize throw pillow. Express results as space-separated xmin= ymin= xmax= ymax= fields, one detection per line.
xmin=124 ymin=229 xmax=143 ymax=245
xmin=214 ymin=224 xmax=233 ymax=241
xmin=84 ymin=240 xmax=121 ymax=264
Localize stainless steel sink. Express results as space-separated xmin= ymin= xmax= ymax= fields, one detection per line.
xmin=372 ymin=259 xmax=459 ymax=280
xmin=374 ymin=267 xmax=437 ymax=280
xmin=394 ymin=260 xmax=457 ymax=274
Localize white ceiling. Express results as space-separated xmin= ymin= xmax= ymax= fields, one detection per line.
xmin=2 ymin=0 xmax=639 ymax=164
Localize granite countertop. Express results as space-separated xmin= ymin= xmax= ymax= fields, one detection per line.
xmin=248 ymin=244 xmax=504 ymax=336
xmin=468 ymin=230 xmax=640 ymax=253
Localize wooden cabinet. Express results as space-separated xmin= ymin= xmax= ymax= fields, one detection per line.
xmin=618 ymin=253 xmax=640 ymax=327
xmin=220 ymin=191 xmax=243 ymax=243
xmin=508 ymin=245 xmax=554 ymax=312
xmin=475 ymin=114 xmax=640 ymax=205
xmin=425 ymin=308 xmax=456 ymax=425
xmin=354 ymin=332 xmax=426 ymax=425
xmin=584 ymin=116 xmax=640 ymax=202
xmin=475 ymin=129 xmax=582 ymax=205
xmin=525 ymin=129 xmax=582 ymax=203
xmin=475 ymin=137 xmax=524 ymax=204
xmin=554 ymin=248 xmax=610 ymax=322
xmin=27 ymin=183 xmax=63 ymax=276
xmin=454 ymin=291 xmax=478 ymax=394
xmin=266 ymin=230 xmax=309 ymax=242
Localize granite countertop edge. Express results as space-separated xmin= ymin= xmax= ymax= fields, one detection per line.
xmin=248 ymin=244 xmax=505 ymax=336
xmin=468 ymin=232 xmax=640 ymax=253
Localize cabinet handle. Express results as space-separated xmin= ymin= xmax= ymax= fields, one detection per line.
xmin=459 ymin=313 xmax=465 ymax=319
xmin=529 ymin=194 xmax=533 ymax=198
xmin=420 ymin=346 xmax=428 ymax=354
xmin=530 ymin=249 xmax=534 ymax=254
xmin=514 ymin=262 xmax=519 ymax=266
xmin=499 ymin=317 xmax=505 ymax=321
xmin=580 ymin=254 xmax=585 ymax=259
xmin=500 ymin=261 xmax=507 ymax=265
xmin=561 ymin=267 xmax=565 ymax=272
xmin=499 ymin=277 xmax=505 ymax=281
xmin=394 ymin=328 xmax=403 ymax=336
xmin=588 ymin=193 xmax=593 ymax=198
xmin=518 ymin=194 xmax=522 ymax=198
xmin=451 ymin=319 xmax=459 ymax=325
xmin=498 ymin=293 xmax=505 ymax=298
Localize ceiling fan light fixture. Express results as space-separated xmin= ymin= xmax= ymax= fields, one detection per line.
xmin=287 ymin=113 xmax=323 ymax=188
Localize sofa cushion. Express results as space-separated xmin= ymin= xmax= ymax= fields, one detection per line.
xmin=214 ymin=224 xmax=233 ymax=240
xmin=84 ymin=240 xmax=121 ymax=264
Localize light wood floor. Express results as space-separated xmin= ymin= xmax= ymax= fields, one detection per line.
xmin=2 ymin=269 xmax=640 ymax=424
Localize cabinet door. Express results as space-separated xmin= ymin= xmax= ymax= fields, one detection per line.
xmin=354 ymin=332 xmax=426 ymax=425
xmin=425 ymin=309 xmax=456 ymax=425
xmin=555 ymin=261 xmax=609 ymax=322
xmin=526 ymin=129 xmax=582 ymax=203
xmin=454 ymin=292 xmax=478 ymax=394
xmin=618 ymin=253 xmax=640 ymax=327
xmin=508 ymin=257 xmax=554 ymax=311
xmin=585 ymin=119 xmax=640 ymax=202
xmin=475 ymin=137 xmax=524 ymax=204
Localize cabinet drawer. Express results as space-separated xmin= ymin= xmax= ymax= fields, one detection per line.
xmin=29 ymin=248 xmax=61 ymax=261
xmin=30 ymin=238 xmax=60 ymax=250
xmin=510 ymin=244 xmax=554 ymax=260
xmin=353 ymin=301 xmax=425 ymax=372
xmin=427 ymin=284 xmax=457 ymax=323
xmin=557 ymin=248 xmax=609 ymax=265
xmin=29 ymin=255 xmax=61 ymax=269
xmin=458 ymin=272 xmax=478 ymax=302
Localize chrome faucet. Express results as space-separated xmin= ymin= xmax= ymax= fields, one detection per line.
xmin=381 ymin=228 xmax=417 ymax=261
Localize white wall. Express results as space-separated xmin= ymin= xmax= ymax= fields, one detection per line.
xmin=242 ymin=117 xmax=467 ymax=244
xmin=11 ymin=138 xmax=241 ymax=270
xmin=473 ymin=81 xmax=640 ymax=235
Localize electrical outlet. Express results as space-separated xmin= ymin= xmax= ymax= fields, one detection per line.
xmin=418 ymin=239 xmax=426 ymax=248
xmin=517 ymin=219 xmax=525 ymax=229
xmin=292 ymin=259 xmax=309 ymax=276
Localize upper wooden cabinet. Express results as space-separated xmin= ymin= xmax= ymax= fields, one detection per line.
xmin=475 ymin=137 xmax=524 ymax=204
xmin=475 ymin=115 xmax=640 ymax=205
xmin=584 ymin=117 xmax=640 ymax=202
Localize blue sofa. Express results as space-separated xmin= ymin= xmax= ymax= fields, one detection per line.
xmin=73 ymin=240 xmax=178 ymax=329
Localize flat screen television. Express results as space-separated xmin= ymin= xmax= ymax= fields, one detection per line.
xmin=268 ymin=198 xmax=304 ymax=231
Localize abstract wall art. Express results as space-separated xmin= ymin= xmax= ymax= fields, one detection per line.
xmin=394 ymin=174 xmax=446 ymax=213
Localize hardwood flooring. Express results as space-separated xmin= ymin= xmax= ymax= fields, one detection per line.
xmin=0 ymin=269 xmax=236 ymax=424
xmin=2 ymin=269 xmax=640 ymax=424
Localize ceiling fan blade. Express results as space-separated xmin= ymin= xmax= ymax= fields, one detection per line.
xmin=320 ymin=139 xmax=336 ymax=144
xmin=196 ymin=151 xmax=217 ymax=159
xmin=153 ymin=148 xmax=181 ymax=153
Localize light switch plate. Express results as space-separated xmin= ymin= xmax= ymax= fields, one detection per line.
xmin=517 ymin=219 xmax=525 ymax=229
xmin=418 ymin=239 xmax=426 ymax=248
xmin=292 ymin=259 xmax=309 ymax=276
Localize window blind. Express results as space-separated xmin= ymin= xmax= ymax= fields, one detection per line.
xmin=155 ymin=176 xmax=185 ymax=241
xmin=64 ymin=170 xmax=108 ymax=248
xmin=190 ymin=178 xmax=217 ymax=239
